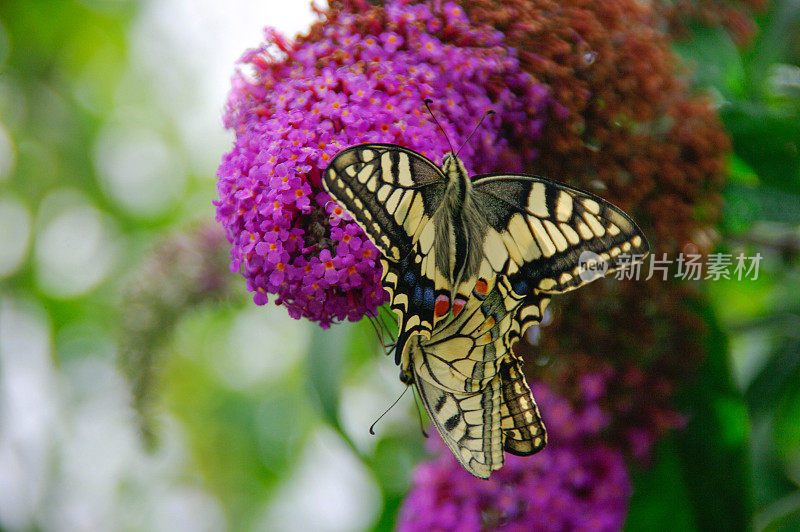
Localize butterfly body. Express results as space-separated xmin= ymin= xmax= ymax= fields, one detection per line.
xmin=323 ymin=143 xmax=649 ymax=478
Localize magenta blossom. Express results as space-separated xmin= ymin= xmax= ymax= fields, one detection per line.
xmin=215 ymin=0 xmax=557 ymax=326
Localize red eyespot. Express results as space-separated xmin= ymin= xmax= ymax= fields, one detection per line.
xmin=473 ymin=279 xmax=489 ymax=297
xmin=434 ymin=295 xmax=450 ymax=317
xmin=452 ymin=298 xmax=467 ymax=317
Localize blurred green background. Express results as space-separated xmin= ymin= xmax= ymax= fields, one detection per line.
xmin=1 ymin=0 xmax=800 ymax=530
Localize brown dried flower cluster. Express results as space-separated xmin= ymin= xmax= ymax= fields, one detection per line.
xmin=453 ymin=0 xmax=730 ymax=258
xmin=519 ymin=278 xmax=709 ymax=459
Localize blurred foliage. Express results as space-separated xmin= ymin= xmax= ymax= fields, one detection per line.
xmin=663 ymin=1 xmax=800 ymax=530
xmin=1 ymin=0 xmax=800 ymax=531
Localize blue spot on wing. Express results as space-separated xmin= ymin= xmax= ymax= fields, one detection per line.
xmin=413 ymin=285 xmax=423 ymax=306
xmin=512 ymin=279 xmax=529 ymax=295
xmin=423 ymin=286 xmax=435 ymax=310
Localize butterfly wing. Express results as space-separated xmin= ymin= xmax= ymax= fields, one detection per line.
xmin=498 ymin=354 xmax=546 ymax=456
xmin=410 ymin=343 xmax=504 ymax=479
xmin=324 ymin=144 xmax=447 ymax=358
xmin=426 ymin=173 xmax=648 ymax=465
xmin=470 ymin=174 xmax=649 ymax=298
xmin=410 ymin=274 xmax=524 ymax=393
xmin=405 ymin=273 xmax=545 ymax=478
xmin=410 ymin=337 xmax=546 ymax=477
xmin=323 ymin=144 xmax=446 ymax=262
xmin=503 ymin=293 xmax=551 ymax=347
xmin=325 ymin=146 xmax=650 ymax=479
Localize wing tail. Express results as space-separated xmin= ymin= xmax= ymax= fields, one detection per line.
xmin=499 ymin=356 xmax=547 ymax=456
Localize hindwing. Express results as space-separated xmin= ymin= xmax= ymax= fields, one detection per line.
xmin=403 ymin=272 xmax=547 ymax=478
xmin=505 ymin=294 xmax=551 ymax=347
xmin=409 ymin=335 xmax=547 ymax=477
xmin=413 ymin=365 xmax=504 ymax=479
xmin=407 ymin=273 xmax=522 ymax=393
xmin=499 ymin=355 xmax=546 ymax=456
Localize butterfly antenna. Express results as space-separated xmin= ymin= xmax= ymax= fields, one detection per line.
xmin=424 ymin=99 xmax=456 ymax=155
xmin=410 ymin=384 xmax=429 ymax=438
xmin=455 ymin=109 xmax=496 ymax=158
xmin=369 ymin=385 xmax=409 ymax=435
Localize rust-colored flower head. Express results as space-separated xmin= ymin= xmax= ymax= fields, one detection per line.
xmin=448 ymin=0 xmax=730 ymax=258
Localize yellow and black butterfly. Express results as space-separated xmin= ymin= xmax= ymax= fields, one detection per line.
xmin=323 ymin=138 xmax=648 ymax=478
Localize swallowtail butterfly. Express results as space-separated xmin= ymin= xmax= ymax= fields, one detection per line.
xmin=323 ymin=142 xmax=649 ymax=479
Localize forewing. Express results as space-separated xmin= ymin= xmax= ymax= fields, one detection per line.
xmin=323 ymin=144 xmax=445 ymax=262
xmin=380 ymin=257 xmax=438 ymax=364
xmin=324 ymin=144 xmax=448 ymax=356
xmin=471 ymin=174 xmax=649 ymax=296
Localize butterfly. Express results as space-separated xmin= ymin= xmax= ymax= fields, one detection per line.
xmin=322 ymin=141 xmax=649 ymax=478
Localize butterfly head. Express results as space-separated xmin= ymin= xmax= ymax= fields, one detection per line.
xmin=440 ymin=152 xmax=469 ymax=183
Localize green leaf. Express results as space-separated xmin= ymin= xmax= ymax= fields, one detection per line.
xmin=728 ymin=154 xmax=762 ymax=186
xmin=625 ymin=439 xmax=699 ymax=532
xmin=721 ymin=105 xmax=800 ymax=196
xmin=774 ymin=365 xmax=800 ymax=465
xmin=675 ymin=302 xmax=754 ymax=531
xmin=745 ymin=0 xmax=800 ymax=95
xmin=755 ymin=492 xmax=800 ymax=531
xmin=723 ymin=183 xmax=800 ymax=230
xmin=750 ymin=416 xmax=799 ymax=511
xmin=627 ymin=302 xmax=753 ymax=531
xmin=672 ymin=24 xmax=745 ymax=96
xmin=746 ymin=339 xmax=800 ymax=416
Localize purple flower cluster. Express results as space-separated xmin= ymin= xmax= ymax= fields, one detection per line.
xmin=397 ymin=379 xmax=631 ymax=532
xmin=215 ymin=0 xmax=555 ymax=326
